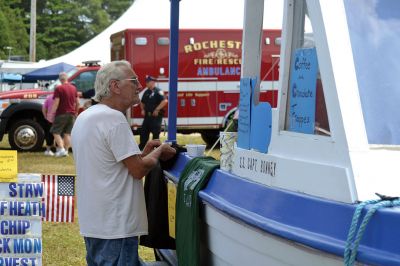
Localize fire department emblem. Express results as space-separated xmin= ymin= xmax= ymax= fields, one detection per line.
xmin=204 ymin=48 xmax=239 ymax=59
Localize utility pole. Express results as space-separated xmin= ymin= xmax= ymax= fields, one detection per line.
xmin=29 ymin=0 xmax=37 ymax=62
xmin=4 ymin=47 xmax=13 ymax=61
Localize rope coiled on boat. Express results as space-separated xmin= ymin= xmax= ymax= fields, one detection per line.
xmin=344 ymin=195 xmax=400 ymax=266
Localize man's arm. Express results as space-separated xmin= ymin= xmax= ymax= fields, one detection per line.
xmin=140 ymin=102 xmax=145 ymax=116
xmin=50 ymin=98 xmax=60 ymax=115
xmin=156 ymin=99 xmax=168 ymax=111
xmin=141 ymin=139 xmax=161 ymax=156
xmin=75 ymin=96 xmax=80 ymax=114
xmin=122 ymin=143 xmax=176 ymax=179
xmin=42 ymin=103 xmax=48 ymax=118
xmin=152 ymin=99 xmax=168 ymax=117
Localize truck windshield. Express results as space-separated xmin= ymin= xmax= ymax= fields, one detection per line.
xmin=47 ymin=68 xmax=79 ymax=91
xmin=344 ymin=0 xmax=400 ymax=145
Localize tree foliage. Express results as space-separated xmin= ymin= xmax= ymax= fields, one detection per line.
xmin=0 ymin=0 xmax=134 ymax=61
xmin=0 ymin=0 xmax=30 ymax=60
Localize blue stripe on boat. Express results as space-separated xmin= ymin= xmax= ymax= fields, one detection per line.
xmin=168 ymin=153 xmax=400 ymax=266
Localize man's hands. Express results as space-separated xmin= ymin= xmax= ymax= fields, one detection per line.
xmin=125 ymin=141 xmax=176 ymax=179
xmin=159 ymin=143 xmax=176 ymax=161
xmin=142 ymin=139 xmax=161 ymax=156
xmin=142 ymin=140 xmax=176 ymax=161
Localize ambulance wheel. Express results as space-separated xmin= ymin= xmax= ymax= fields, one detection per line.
xmin=201 ymin=131 xmax=219 ymax=148
xmin=9 ymin=119 xmax=45 ymax=152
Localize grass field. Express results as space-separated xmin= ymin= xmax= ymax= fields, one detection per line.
xmin=0 ymin=133 xmax=220 ymax=265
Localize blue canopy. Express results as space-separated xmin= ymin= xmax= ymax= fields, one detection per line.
xmin=23 ymin=62 xmax=76 ymax=82
xmin=1 ymin=73 xmax=22 ymax=82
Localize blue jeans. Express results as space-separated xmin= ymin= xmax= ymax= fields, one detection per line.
xmin=84 ymin=236 xmax=140 ymax=266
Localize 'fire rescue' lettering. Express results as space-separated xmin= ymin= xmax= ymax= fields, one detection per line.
xmin=194 ymin=58 xmax=242 ymax=65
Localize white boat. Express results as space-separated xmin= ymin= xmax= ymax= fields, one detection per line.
xmin=161 ymin=0 xmax=400 ymax=265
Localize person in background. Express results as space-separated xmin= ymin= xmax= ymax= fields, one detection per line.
xmin=50 ymin=72 xmax=79 ymax=157
xmin=139 ymin=75 xmax=167 ymax=150
xmin=42 ymin=93 xmax=56 ymax=156
xmin=8 ymin=83 xmax=16 ymax=91
xmin=71 ymin=60 xmax=176 ymax=266
xmin=82 ymin=89 xmax=98 ymax=110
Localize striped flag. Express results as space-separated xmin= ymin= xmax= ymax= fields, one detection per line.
xmin=41 ymin=174 xmax=75 ymax=223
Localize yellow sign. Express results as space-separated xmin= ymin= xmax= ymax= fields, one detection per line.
xmin=23 ymin=93 xmax=38 ymax=99
xmin=184 ymin=40 xmax=242 ymax=53
xmin=0 ymin=150 xmax=18 ymax=182
xmin=167 ymin=181 xmax=177 ymax=238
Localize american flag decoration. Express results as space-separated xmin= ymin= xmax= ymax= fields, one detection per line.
xmin=41 ymin=175 xmax=75 ymax=222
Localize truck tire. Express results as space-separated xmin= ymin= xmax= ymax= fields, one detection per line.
xmin=8 ymin=119 xmax=45 ymax=152
xmin=201 ymin=131 xmax=219 ymax=148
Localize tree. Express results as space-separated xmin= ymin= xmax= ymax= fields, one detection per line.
xmin=36 ymin=0 xmax=87 ymax=60
xmin=35 ymin=0 xmax=134 ymax=60
xmin=0 ymin=0 xmax=134 ymax=61
xmin=0 ymin=0 xmax=30 ymax=60
xmin=102 ymin=0 xmax=134 ymax=21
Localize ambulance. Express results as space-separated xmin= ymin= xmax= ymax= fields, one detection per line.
xmin=110 ymin=28 xmax=281 ymax=145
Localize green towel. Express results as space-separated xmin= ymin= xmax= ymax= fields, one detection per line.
xmin=176 ymin=157 xmax=220 ymax=266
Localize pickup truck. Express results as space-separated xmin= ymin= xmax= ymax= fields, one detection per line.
xmin=0 ymin=61 xmax=100 ymax=151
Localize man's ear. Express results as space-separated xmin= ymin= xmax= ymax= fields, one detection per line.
xmin=110 ymin=80 xmax=121 ymax=95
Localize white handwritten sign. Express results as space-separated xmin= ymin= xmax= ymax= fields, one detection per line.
xmin=0 ymin=174 xmax=43 ymax=266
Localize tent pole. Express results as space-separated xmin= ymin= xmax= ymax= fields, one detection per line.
xmin=167 ymin=0 xmax=180 ymax=143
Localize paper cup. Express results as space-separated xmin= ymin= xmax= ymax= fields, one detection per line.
xmin=186 ymin=144 xmax=206 ymax=157
xmin=220 ymin=132 xmax=237 ymax=171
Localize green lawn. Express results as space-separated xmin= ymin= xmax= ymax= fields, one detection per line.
xmin=0 ymin=133 xmax=219 ymax=265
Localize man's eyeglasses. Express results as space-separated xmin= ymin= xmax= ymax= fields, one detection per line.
xmin=121 ymin=77 xmax=140 ymax=87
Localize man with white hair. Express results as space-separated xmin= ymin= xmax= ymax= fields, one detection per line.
xmin=71 ymin=60 xmax=176 ymax=266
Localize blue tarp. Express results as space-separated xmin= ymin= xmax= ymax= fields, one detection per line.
xmin=0 ymin=73 xmax=22 ymax=82
xmin=23 ymin=62 xmax=76 ymax=82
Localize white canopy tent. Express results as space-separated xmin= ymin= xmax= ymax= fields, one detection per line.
xmin=0 ymin=61 xmax=42 ymax=75
xmin=35 ymin=0 xmax=284 ymax=67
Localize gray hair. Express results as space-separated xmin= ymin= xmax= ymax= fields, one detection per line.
xmin=94 ymin=60 xmax=132 ymax=101
xmin=59 ymin=72 xmax=68 ymax=81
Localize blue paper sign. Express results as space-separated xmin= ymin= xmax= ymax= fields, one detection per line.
xmin=250 ymin=102 xmax=272 ymax=153
xmin=237 ymin=78 xmax=252 ymax=149
xmin=288 ymin=48 xmax=319 ymax=134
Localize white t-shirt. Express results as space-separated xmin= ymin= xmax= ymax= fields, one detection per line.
xmin=71 ymin=104 xmax=147 ymax=239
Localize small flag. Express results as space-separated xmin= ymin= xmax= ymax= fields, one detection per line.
xmin=42 ymin=174 xmax=75 ymax=222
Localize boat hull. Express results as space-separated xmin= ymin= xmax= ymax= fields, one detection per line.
xmin=200 ymin=204 xmax=346 ymax=266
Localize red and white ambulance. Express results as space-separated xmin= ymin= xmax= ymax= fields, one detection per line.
xmin=111 ymin=28 xmax=281 ymax=145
